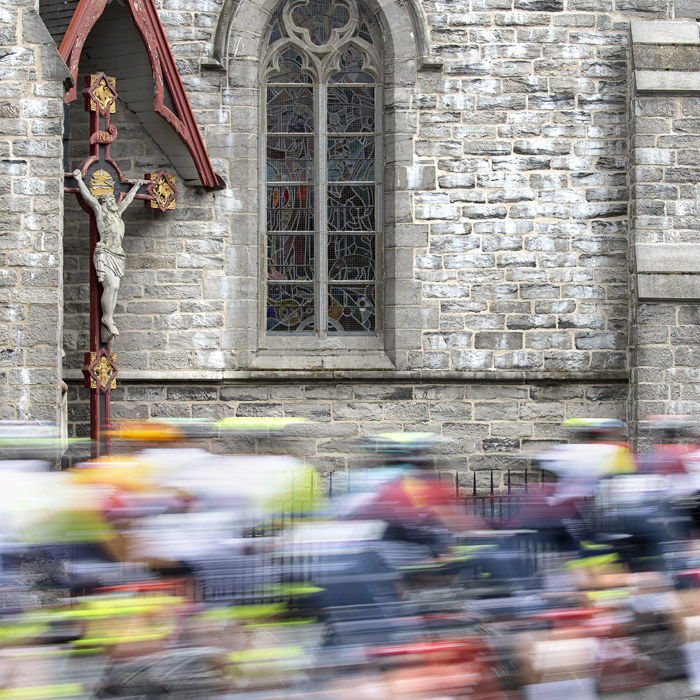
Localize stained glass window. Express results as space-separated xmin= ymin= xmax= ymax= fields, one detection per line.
xmin=265 ymin=1 xmax=379 ymax=336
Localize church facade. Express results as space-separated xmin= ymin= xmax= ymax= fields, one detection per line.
xmin=2 ymin=0 xmax=700 ymax=480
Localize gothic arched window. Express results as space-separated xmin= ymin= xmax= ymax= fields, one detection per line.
xmin=263 ymin=0 xmax=381 ymax=336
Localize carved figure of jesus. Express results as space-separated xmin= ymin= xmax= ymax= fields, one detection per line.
xmin=72 ymin=170 xmax=144 ymax=342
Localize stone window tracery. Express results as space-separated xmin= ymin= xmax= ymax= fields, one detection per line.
xmin=262 ymin=0 xmax=381 ymax=336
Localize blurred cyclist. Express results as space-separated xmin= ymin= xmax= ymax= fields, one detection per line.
xmin=639 ymin=415 xmax=694 ymax=478
xmin=341 ymin=433 xmax=467 ymax=557
xmin=510 ymin=419 xmax=635 ymax=556
xmin=538 ymin=418 xmax=635 ymax=504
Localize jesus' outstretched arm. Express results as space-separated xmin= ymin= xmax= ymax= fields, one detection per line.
xmin=72 ymin=170 xmax=101 ymax=219
xmin=118 ymin=179 xmax=145 ymax=214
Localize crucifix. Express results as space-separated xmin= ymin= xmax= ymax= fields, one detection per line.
xmin=64 ymin=73 xmax=178 ymax=457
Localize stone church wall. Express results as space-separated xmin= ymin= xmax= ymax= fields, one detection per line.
xmin=55 ymin=0 xmax=695 ymax=472
xmin=61 ymin=0 xmax=642 ymax=375
xmin=0 ymin=2 xmax=70 ymax=422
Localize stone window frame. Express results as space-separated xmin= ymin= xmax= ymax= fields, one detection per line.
xmin=225 ymin=0 xmax=426 ymax=371
xmin=259 ymin=0 xmax=384 ymax=350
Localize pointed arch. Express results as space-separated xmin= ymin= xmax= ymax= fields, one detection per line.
xmin=207 ymin=0 xmax=441 ymax=70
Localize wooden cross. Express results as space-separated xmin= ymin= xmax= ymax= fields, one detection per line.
xmin=64 ymin=73 xmax=178 ymax=456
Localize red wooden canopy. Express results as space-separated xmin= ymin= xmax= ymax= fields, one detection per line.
xmin=60 ymin=0 xmax=224 ymax=189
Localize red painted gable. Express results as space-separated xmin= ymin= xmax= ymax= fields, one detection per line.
xmin=60 ymin=0 xmax=224 ymax=189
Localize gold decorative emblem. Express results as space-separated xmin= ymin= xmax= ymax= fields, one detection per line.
xmin=88 ymin=75 xmax=117 ymax=114
xmin=146 ymin=172 xmax=177 ymax=211
xmin=89 ymin=169 xmax=115 ymax=196
xmin=89 ymin=352 xmax=117 ymax=390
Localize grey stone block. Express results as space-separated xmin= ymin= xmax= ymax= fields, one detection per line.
xmin=413 ymin=385 xmax=465 ymax=401
xmin=526 ymin=332 xmax=573 ymax=349
xmin=636 ymin=71 xmax=700 ymax=93
xmin=630 ymin=19 xmax=699 ymax=44
xmin=638 ymin=274 xmax=700 ymax=300
xmin=636 ymin=303 xmax=677 ymax=324
xmin=193 ymin=351 xmax=235 ymax=370
xmin=168 ymin=330 xmax=221 ymax=350
xmin=191 ymin=404 xmax=235 ymax=421
xmin=429 ymin=401 xmax=473 ymax=420
xmin=384 ymin=402 xmax=429 ymax=421
xmin=676 ymin=0 xmax=700 ymax=17
xmin=354 ymin=385 xmax=413 ymax=400
xmin=507 ymin=315 xmax=557 ymax=330
xmin=519 ymin=402 xmax=565 ymax=420
xmin=475 ymin=332 xmax=523 ymax=350
xmin=574 ymin=332 xmax=627 ymax=349
xmin=235 ymin=402 xmax=284 ymax=418
xmin=0 ymin=269 xmax=18 ymax=287
xmin=637 ymin=326 xmax=670 ymax=343
xmin=41 ymin=46 xmax=72 ymax=86
xmin=269 ymin=386 xmax=304 ymax=400
xmin=333 ymin=402 xmax=383 ymax=421
xmin=113 ymin=332 xmax=167 ymax=351
xmin=474 ymin=401 xmax=519 ymax=421
xmin=424 ymin=332 xmax=473 ymax=350
xmin=492 ymin=156 xmax=552 ymax=171
xmin=530 ymin=385 xmax=584 ymax=400
xmin=430 ymin=236 xmax=480 ymax=254
xmin=150 ymin=402 xmax=193 ymax=419
xmin=304 ymin=386 xmax=353 ymax=400
xmin=125 ymin=386 xmax=166 ymax=402
xmin=633 ymin=44 xmax=700 ymax=72
xmin=636 ymin=244 xmax=700 ymax=272
xmin=586 ymin=385 xmax=628 ymax=400
xmin=543 ymin=351 xmax=591 ymax=370
xmin=678 ymin=305 xmax=700 ymax=324
xmin=166 ymin=386 xmax=218 ymax=402
xmin=493 ymin=351 xmax=544 ymax=369
xmin=22 ymin=9 xmax=55 ymax=45
xmin=283 ymin=403 xmax=331 ymax=422
xmin=590 ymin=351 xmax=628 ymax=370
xmin=637 ymin=346 xmax=674 ymax=366
xmin=407 ymin=352 xmax=450 ymax=369
xmin=451 ymin=350 xmax=494 ymax=370
xmin=148 ymin=352 xmax=193 ymax=370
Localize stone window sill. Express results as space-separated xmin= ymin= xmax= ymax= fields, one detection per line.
xmin=243 ymin=351 xmax=396 ymax=372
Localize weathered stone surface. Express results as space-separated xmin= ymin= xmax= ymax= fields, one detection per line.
xmin=1 ymin=0 xmax=66 ymax=424
xmin=636 ymin=71 xmax=700 ymax=93
xmin=12 ymin=0 xmax=679 ymax=470
xmin=630 ymin=19 xmax=699 ymax=44
xmin=638 ymin=274 xmax=700 ymax=300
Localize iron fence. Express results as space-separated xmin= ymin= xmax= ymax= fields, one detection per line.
xmin=199 ymin=469 xmax=559 ymax=604
xmin=324 ymin=468 xmax=553 ymax=527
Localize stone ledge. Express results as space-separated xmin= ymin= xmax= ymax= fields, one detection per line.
xmin=636 ymin=244 xmax=700 ymax=273
xmin=638 ymin=273 xmax=700 ymax=300
xmin=635 ymin=70 xmax=700 ymax=92
xmin=248 ymin=351 xmax=396 ymax=371
xmin=630 ymin=19 xmax=700 ymax=44
xmin=62 ymin=369 xmax=629 ymax=383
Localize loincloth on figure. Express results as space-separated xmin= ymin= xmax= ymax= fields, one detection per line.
xmin=94 ymin=243 xmax=125 ymax=282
